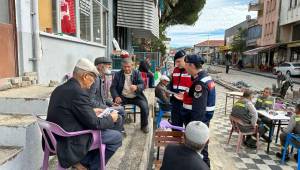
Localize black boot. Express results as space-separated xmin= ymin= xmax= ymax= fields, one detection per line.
xmin=276 ymin=149 xmax=290 ymax=161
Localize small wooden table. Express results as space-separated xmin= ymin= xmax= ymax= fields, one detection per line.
xmin=225 ymin=91 xmax=243 ymax=115
xmin=257 ymin=110 xmax=290 ymax=153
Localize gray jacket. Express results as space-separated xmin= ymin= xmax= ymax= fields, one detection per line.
xmin=88 ymin=76 xmax=112 ymax=108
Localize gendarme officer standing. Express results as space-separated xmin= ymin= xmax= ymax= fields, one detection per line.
xmin=182 ymin=54 xmax=216 ymax=168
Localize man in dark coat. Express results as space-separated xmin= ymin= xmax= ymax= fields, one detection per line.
xmin=155 ymin=75 xmax=171 ymax=111
xmin=110 ymin=57 xmax=150 ymax=133
xmin=160 ymin=121 xmax=210 ymax=170
xmin=46 ymin=58 xmax=122 ymax=170
xmin=88 ymin=57 xmax=126 ymax=133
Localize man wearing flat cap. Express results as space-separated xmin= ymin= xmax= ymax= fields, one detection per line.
xmin=183 ymin=54 xmax=216 ymax=168
xmin=46 ymin=58 xmax=122 ymax=170
xmin=89 ymin=57 xmax=126 ymax=133
xmin=161 ymin=121 xmax=210 ymax=170
xmin=110 ymin=57 xmax=150 ymax=133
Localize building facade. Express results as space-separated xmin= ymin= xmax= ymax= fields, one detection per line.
xmin=0 ymin=0 xmax=114 ymax=84
xmin=247 ymin=0 xmax=284 ymax=71
xmin=194 ymin=40 xmax=224 ymax=64
xmin=280 ymin=0 xmax=300 ymax=62
xmin=0 ymin=0 xmax=159 ymax=84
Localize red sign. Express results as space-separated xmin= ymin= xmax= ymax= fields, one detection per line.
xmin=61 ymin=0 xmax=76 ymax=35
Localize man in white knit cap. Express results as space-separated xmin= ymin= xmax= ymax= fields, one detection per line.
xmin=160 ymin=121 xmax=210 ymax=170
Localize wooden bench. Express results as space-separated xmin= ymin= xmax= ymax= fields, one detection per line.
xmin=154 ymin=130 xmax=184 ymax=169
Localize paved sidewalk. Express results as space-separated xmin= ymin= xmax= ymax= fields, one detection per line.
xmin=152 ymin=85 xmax=298 ymax=170
xmin=212 ymin=64 xmax=300 ymax=85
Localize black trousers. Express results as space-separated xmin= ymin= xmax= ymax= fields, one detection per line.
xmin=122 ymin=96 xmax=149 ymax=127
xmin=226 ymin=65 xmax=230 ymax=74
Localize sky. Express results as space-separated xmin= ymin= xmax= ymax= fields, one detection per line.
xmin=166 ymin=0 xmax=257 ymax=48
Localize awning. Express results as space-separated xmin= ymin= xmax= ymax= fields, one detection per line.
xmin=117 ymin=0 xmax=159 ymax=38
xmin=243 ymin=45 xmax=278 ymax=55
xmin=287 ymin=41 xmax=300 ymax=48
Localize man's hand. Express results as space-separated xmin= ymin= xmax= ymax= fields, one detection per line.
xmin=110 ymin=111 xmax=119 ymax=122
xmin=130 ymin=85 xmax=138 ymax=92
xmin=174 ymin=92 xmax=184 ymax=101
xmin=93 ymin=108 xmax=104 ymax=116
xmin=115 ymin=97 xmax=122 ymax=104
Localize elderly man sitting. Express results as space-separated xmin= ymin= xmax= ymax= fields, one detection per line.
xmin=46 ymin=58 xmax=122 ymax=170
xmin=160 ymin=121 xmax=210 ymax=170
xmin=231 ymin=89 xmax=258 ymax=148
xmin=110 ymin=57 xmax=150 ymax=133
xmin=155 ymin=75 xmax=171 ymax=111
xmin=88 ymin=57 xmax=126 ymax=133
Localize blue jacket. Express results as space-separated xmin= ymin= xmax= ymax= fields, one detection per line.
xmin=110 ymin=69 xmax=146 ymax=100
xmin=197 ymin=71 xmax=216 ymax=122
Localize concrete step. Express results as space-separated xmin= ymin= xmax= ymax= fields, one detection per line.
xmin=0 ymin=114 xmax=43 ymax=170
xmin=0 ymin=85 xmax=55 ymax=115
xmin=0 ymin=146 xmax=23 ymax=170
xmin=0 ymin=114 xmax=36 ymax=146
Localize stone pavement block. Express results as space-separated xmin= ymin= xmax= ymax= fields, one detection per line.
xmin=21 ymin=81 xmax=31 ymax=87
xmin=0 ymin=79 xmax=12 ymax=91
xmin=10 ymin=77 xmax=22 ymax=85
xmin=22 ymin=76 xmax=35 ymax=81
xmin=24 ymin=72 xmax=37 ymax=77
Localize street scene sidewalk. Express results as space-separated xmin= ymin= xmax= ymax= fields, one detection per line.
xmin=214 ymin=65 xmax=300 ymax=85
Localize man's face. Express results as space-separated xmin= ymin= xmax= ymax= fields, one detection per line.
xmin=122 ymin=62 xmax=133 ymax=74
xmin=175 ymin=57 xmax=185 ymax=68
xmin=81 ymin=72 xmax=96 ymax=89
xmin=262 ymin=89 xmax=271 ymax=98
xmin=97 ymin=63 xmax=112 ymax=74
xmin=162 ymin=80 xmax=169 ymax=86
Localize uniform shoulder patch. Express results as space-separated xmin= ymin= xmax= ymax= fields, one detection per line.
xmin=208 ymin=81 xmax=215 ymax=90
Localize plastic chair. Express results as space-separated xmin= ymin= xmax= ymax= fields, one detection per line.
xmin=281 ymin=133 xmax=300 ymax=169
xmin=227 ymin=115 xmax=259 ymax=153
xmin=36 ymin=117 xmax=106 ymax=170
xmin=154 ymin=120 xmax=185 ymax=169
xmin=159 ymin=120 xmax=185 ymax=131
xmin=155 ymin=99 xmax=171 ymax=128
xmin=124 ymin=104 xmax=140 ymax=123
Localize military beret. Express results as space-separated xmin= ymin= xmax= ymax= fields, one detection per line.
xmin=174 ymin=50 xmax=186 ymax=61
xmin=185 ymin=54 xmax=205 ymax=65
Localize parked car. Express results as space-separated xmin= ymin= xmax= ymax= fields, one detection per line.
xmin=273 ymin=62 xmax=300 ymax=76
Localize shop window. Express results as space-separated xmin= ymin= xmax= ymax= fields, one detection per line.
xmin=61 ymin=0 xmax=76 ymax=35
xmin=80 ymin=0 xmax=91 ymax=41
xmin=93 ymin=0 xmax=101 ymax=43
xmin=102 ymin=7 xmax=108 ymax=45
xmin=39 ymin=0 xmax=108 ymax=45
xmin=39 ymin=0 xmax=56 ymax=33
xmin=293 ymin=24 xmax=300 ymax=41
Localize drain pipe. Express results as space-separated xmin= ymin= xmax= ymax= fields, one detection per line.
xmin=30 ymin=0 xmax=41 ymax=83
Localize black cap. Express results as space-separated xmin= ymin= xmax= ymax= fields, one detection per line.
xmin=94 ymin=57 xmax=112 ymax=66
xmin=174 ymin=50 xmax=186 ymax=61
xmin=185 ymin=55 xmax=205 ymax=65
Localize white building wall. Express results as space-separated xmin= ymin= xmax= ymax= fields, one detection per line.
xmin=15 ymin=0 xmax=35 ymax=75
xmin=14 ymin=0 xmax=113 ymax=85
xmin=280 ymin=0 xmax=300 ymax=26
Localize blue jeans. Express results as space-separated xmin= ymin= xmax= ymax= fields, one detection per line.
xmin=80 ymin=129 xmax=122 ymax=170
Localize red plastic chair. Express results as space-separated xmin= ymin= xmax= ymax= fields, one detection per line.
xmin=36 ymin=117 xmax=106 ymax=170
xmin=227 ymin=115 xmax=259 ymax=153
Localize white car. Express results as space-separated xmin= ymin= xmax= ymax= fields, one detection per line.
xmin=273 ymin=62 xmax=300 ymax=76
